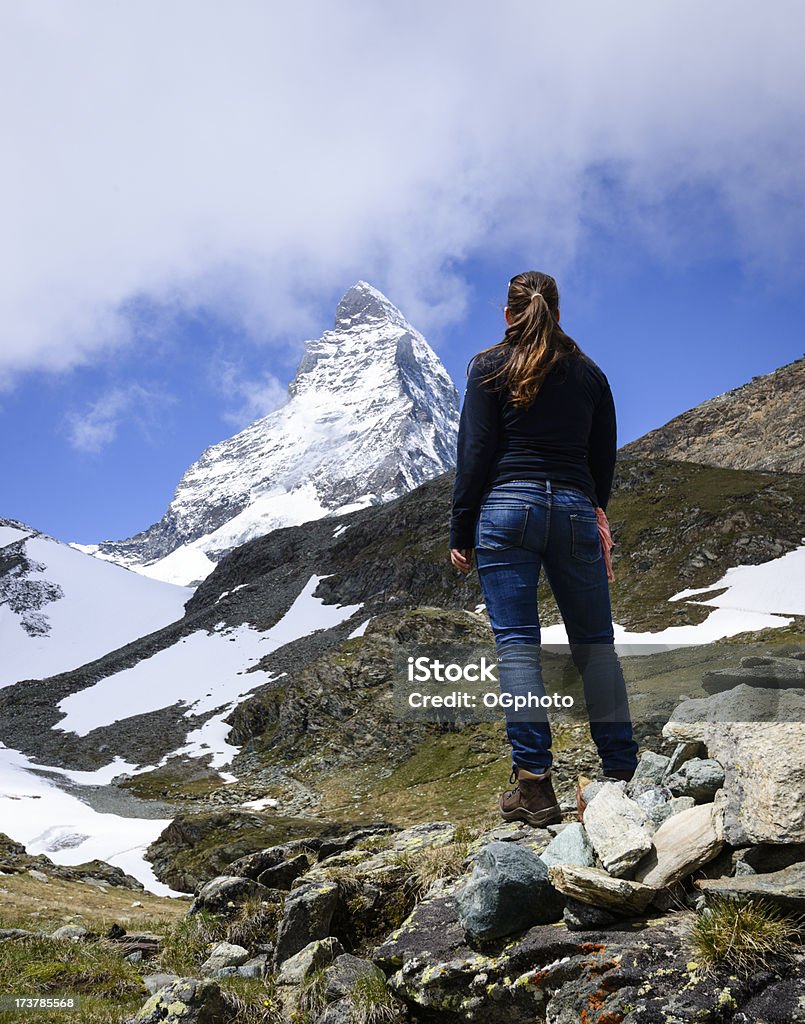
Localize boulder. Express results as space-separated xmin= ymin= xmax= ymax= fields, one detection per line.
xmin=663 ymin=685 xmax=805 ymax=844
xmin=51 ymin=924 xmax=92 ymax=941
xmin=582 ymin=784 xmax=653 ymax=877
xmin=257 ymin=853 xmax=310 ymax=890
xmin=199 ymin=941 xmax=250 ymax=974
xmin=455 ymin=841 xmax=563 ymax=938
xmin=274 ymin=881 xmax=340 ymax=964
xmin=188 ymin=874 xmax=277 ymax=916
xmin=664 ymin=757 xmax=725 ymax=802
xmin=130 ymin=977 xmax=229 ymax=1023
xmin=548 ymin=864 xmax=656 ymax=914
xmin=634 ymin=803 xmax=724 ymax=889
xmin=695 ymin=861 xmax=805 ymax=915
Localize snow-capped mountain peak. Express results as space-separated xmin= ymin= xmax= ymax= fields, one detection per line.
xmin=76 ymin=283 xmax=460 ymax=586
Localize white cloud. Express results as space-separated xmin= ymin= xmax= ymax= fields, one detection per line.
xmin=212 ymin=358 xmax=288 ymax=428
xmin=2 ymin=0 xmax=804 ymax=387
xmin=65 ymin=384 xmax=174 ymax=454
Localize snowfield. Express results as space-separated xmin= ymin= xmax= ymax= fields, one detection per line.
xmin=0 ymin=523 xmax=193 ymax=689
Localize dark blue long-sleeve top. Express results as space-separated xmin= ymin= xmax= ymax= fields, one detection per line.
xmin=449 ymin=342 xmax=617 ymax=549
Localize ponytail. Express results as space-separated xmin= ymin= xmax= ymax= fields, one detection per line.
xmin=468 ymin=271 xmax=579 ymax=408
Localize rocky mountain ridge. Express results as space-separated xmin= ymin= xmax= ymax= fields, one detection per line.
xmin=620 ymin=353 xmax=805 ymax=473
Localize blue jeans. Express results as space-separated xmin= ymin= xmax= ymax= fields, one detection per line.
xmin=474 ymin=479 xmax=639 ymax=776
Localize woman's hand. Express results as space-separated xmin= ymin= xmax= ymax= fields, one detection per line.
xmin=450 ymin=548 xmax=474 ymax=574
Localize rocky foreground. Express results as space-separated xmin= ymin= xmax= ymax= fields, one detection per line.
xmin=3 ymin=654 xmax=802 ymax=1023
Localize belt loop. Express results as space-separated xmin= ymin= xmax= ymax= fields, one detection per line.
xmin=546 ymin=479 xmax=552 ymax=495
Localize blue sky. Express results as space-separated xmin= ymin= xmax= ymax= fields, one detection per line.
xmin=2 ymin=2 xmax=804 ymax=545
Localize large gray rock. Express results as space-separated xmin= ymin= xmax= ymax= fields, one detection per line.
xmin=664 ymin=686 xmax=805 ymax=844
xmin=50 ymin=924 xmax=91 ymax=941
xmin=695 ymin=861 xmax=805 ymax=915
xmin=634 ymin=803 xmax=724 ymax=889
xmin=539 ymin=823 xmax=595 ymax=870
xmin=257 ymin=853 xmax=310 ymax=890
xmin=275 ymin=936 xmax=345 ymax=1022
xmin=664 ymin=757 xmax=725 ymax=802
xmin=130 ymin=977 xmax=229 ymax=1023
xmin=547 ymin=864 xmax=656 ymax=914
xmin=189 ymin=874 xmax=275 ymax=915
xmin=582 ymin=784 xmax=653 ymax=877
xmin=274 ymin=881 xmax=340 ymax=964
xmin=455 ymin=841 xmax=563 ymax=939
xmin=199 ymin=941 xmax=249 ymax=974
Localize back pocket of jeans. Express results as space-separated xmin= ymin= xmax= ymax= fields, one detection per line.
xmin=570 ymin=513 xmax=601 ymax=562
xmin=477 ymin=504 xmax=529 ymax=550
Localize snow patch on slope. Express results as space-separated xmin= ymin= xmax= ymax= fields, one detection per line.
xmin=0 ymin=742 xmax=181 ymax=897
xmin=543 ymin=544 xmax=805 ymax=649
xmin=0 ymin=526 xmax=193 ymax=688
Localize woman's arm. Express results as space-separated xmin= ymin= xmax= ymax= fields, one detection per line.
xmin=588 ymin=379 xmax=617 ymax=512
xmin=449 ymin=356 xmax=500 ymax=550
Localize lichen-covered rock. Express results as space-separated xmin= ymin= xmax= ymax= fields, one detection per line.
xmin=130 ymin=977 xmax=229 ymax=1023
xmin=256 ymin=853 xmax=310 ymax=890
xmin=455 ymin=841 xmax=563 ymax=939
xmin=664 ymin=757 xmax=725 ymax=802
xmin=274 ymin=881 xmax=340 ymax=964
xmin=634 ymin=802 xmax=724 ymax=889
xmin=539 ymin=823 xmax=595 ymax=870
xmin=582 ymin=784 xmax=653 ymax=876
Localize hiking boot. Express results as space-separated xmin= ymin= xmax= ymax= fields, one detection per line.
xmin=575 ymin=767 xmax=636 ymax=822
xmin=499 ymin=767 xmax=562 ymax=828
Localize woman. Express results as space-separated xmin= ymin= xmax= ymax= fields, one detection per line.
xmin=449 ymin=271 xmax=638 ymax=827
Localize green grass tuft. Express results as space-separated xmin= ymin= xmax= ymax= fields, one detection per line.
xmin=689 ymin=896 xmax=802 ymax=975
xmin=348 ymin=972 xmax=405 ymax=1024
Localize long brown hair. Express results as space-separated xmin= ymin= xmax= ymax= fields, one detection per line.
xmin=469 ymin=271 xmax=580 ymax=409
